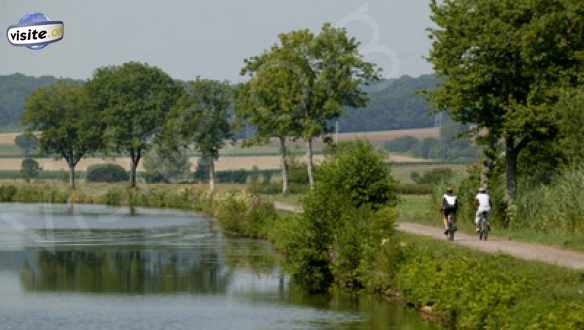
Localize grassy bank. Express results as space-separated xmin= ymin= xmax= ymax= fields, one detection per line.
xmin=390 ymin=234 xmax=584 ymax=329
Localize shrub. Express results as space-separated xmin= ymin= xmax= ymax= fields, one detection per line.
xmin=86 ymin=164 xmax=129 ymax=183
xmin=318 ymin=141 xmax=398 ymax=209
xmin=332 ymin=206 xmax=396 ymax=289
xmin=20 ymin=158 xmax=41 ymax=182
xmin=216 ymin=193 xmax=279 ymax=238
xmin=0 ymin=185 xmax=17 ymax=201
xmin=277 ymin=141 xmax=398 ymax=292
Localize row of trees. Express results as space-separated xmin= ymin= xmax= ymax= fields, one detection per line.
xmin=237 ymin=23 xmax=379 ymax=192
xmin=23 ymin=23 xmax=378 ymax=192
xmin=428 ymin=0 xmax=584 ymax=205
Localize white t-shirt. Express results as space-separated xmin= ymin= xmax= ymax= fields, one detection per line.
xmin=475 ymin=193 xmax=491 ymax=211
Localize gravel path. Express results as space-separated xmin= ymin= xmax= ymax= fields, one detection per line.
xmin=273 ymin=202 xmax=584 ymax=270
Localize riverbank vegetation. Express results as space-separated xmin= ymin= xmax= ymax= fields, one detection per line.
xmin=393 ymin=234 xmax=584 ymax=329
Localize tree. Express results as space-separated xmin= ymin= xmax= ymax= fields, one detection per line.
xmin=23 ymin=82 xmax=103 ymax=188
xmin=20 ymin=158 xmax=41 ymax=182
xmin=428 ymin=0 xmax=584 ymax=203
xmin=143 ymin=142 xmax=191 ymax=184
xmin=237 ymin=56 xmax=304 ymax=194
xmin=241 ymin=24 xmax=380 ymax=188
xmin=166 ymin=78 xmax=233 ymax=192
xmin=87 ymin=62 xmax=183 ymax=187
xmin=14 ymin=133 xmax=37 ymax=156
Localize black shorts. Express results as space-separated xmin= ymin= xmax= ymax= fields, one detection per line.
xmin=443 ymin=209 xmax=456 ymax=217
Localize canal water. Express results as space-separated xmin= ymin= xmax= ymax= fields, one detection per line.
xmin=0 ymin=203 xmax=436 ymax=330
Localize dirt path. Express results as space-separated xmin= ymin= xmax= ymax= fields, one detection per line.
xmin=397 ymin=223 xmax=584 ymax=270
xmin=273 ymin=202 xmax=584 ymax=270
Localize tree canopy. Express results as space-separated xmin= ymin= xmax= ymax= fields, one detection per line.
xmin=23 ymin=81 xmax=103 ymax=188
xmin=87 ymin=62 xmax=184 ymax=187
xmin=166 ymin=78 xmax=233 ymax=191
xmin=428 ymin=0 xmax=584 ymax=201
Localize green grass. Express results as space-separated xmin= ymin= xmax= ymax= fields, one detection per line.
xmin=397 ymin=194 xmax=432 ymax=222
xmin=397 ymin=193 xmax=584 ymax=252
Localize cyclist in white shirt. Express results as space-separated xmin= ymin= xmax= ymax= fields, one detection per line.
xmin=475 ymin=187 xmax=492 ymax=232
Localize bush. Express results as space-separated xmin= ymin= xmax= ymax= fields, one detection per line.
xmin=0 ymin=185 xmax=17 ymax=201
xmin=216 ymin=193 xmax=279 ymax=238
xmin=20 ymin=158 xmax=41 ymax=182
xmin=276 ymin=141 xmax=398 ymax=292
xmin=86 ymin=164 xmax=129 ymax=183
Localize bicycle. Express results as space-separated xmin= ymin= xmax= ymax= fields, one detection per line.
xmin=478 ymin=211 xmax=490 ymax=241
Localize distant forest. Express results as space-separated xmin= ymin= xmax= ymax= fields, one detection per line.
xmin=0 ymin=73 xmax=439 ymax=132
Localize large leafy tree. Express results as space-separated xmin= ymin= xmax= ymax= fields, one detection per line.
xmin=23 ymin=82 xmax=103 ymax=188
xmin=87 ymin=62 xmax=183 ymax=187
xmin=143 ymin=142 xmax=191 ymax=184
xmin=237 ymin=55 xmax=304 ymax=194
xmin=428 ymin=0 xmax=584 ymax=202
xmin=166 ymin=78 xmax=233 ymax=192
xmin=241 ymin=23 xmax=380 ymax=188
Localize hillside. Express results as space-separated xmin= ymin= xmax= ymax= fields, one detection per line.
xmin=339 ymin=74 xmax=441 ymax=132
xmin=0 ymin=73 xmax=440 ymax=132
xmin=0 ymin=74 xmax=81 ymax=131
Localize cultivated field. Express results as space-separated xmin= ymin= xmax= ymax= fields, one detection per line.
xmin=0 ymin=127 xmax=439 ymax=171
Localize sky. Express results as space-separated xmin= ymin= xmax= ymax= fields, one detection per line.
xmin=0 ymin=0 xmax=435 ymax=82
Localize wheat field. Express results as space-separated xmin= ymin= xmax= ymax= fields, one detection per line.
xmin=0 ymin=127 xmax=437 ymax=171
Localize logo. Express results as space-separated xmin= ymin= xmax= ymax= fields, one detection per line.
xmin=6 ymin=13 xmax=64 ymax=50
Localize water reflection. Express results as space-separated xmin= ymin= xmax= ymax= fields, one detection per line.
xmin=20 ymin=248 xmax=232 ymax=294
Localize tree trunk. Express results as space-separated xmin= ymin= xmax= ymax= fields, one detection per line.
xmin=130 ymin=150 xmax=141 ymax=188
xmin=68 ymin=163 xmax=76 ymax=190
xmin=279 ymin=136 xmax=289 ymax=194
xmin=209 ymin=159 xmax=215 ymax=193
xmin=481 ymin=135 xmax=498 ymax=189
xmin=306 ymin=138 xmax=315 ymax=189
xmin=505 ymin=136 xmax=518 ymax=202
